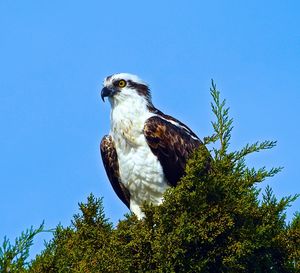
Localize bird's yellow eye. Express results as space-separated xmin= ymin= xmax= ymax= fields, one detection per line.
xmin=118 ymin=79 xmax=126 ymax=88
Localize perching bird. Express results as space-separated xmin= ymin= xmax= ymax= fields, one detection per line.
xmin=100 ymin=73 xmax=210 ymax=219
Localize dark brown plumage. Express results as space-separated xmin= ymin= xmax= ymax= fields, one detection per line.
xmin=143 ymin=116 xmax=204 ymax=186
xmin=100 ymin=135 xmax=130 ymax=208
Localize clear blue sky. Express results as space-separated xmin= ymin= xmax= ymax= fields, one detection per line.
xmin=1 ymin=1 xmax=299 ymax=259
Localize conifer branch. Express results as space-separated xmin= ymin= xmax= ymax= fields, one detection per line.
xmin=244 ymin=166 xmax=283 ymax=185
xmin=207 ymin=80 xmax=233 ymax=159
xmin=234 ymin=140 xmax=277 ymax=162
xmin=0 ymin=222 xmax=45 ymax=272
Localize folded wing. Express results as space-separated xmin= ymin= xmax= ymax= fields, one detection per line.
xmin=100 ymin=135 xmax=130 ymax=208
xmin=143 ymin=115 xmax=206 ymax=186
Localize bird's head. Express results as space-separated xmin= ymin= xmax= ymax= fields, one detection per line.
xmin=101 ymin=73 xmax=152 ymax=107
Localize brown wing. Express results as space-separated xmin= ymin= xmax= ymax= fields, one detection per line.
xmin=100 ymin=135 xmax=130 ymax=208
xmin=143 ymin=116 xmax=207 ymax=186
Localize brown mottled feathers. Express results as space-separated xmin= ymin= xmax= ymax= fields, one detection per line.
xmin=144 ymin=116 xmax=204 ymax=186
xmin=100 ymin=135 xmax=130 ymax=208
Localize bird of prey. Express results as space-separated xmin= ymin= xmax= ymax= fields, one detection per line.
xmin=100 ymin=73 xmax=209 ymax=219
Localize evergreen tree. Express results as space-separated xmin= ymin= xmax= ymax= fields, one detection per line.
xmin=5 ymin=82 xmax=299 ymax=272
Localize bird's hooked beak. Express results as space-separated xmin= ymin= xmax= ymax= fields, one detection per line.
xmin=101 ymin=87 xmax=115 ymax=102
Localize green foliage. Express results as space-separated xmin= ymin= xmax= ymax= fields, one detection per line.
xmin=6 ymin=81 xmax=300 ymax=272
xmin=0 ymin=223 xmax=44 ymax=273
xmin=28 ymin=195 xmax=126 ymax=273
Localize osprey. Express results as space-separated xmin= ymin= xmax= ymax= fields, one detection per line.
xmin=100 ymin=73 xmax=209 ymax=219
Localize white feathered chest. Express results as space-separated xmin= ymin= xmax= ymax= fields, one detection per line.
xmin=109 ymin=97 xmax=169 ymax=215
